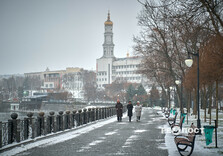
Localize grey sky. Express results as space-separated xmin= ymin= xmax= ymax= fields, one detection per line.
xmin=0 ymin=0 xmax=142 ymax=75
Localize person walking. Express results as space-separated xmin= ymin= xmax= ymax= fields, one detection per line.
xmin=127 ymin=101 xmax=133 ymax=122
xmin=135 ymin=101 xmax=142 ymax=122
xmin=116 ymin=99 xmax=123 ymax=122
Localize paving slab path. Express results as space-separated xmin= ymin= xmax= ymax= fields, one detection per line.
xmin=15 ymin=107 xmax=168 ymax=156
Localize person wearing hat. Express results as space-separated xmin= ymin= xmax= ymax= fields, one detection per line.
xmin=135 ymin=101 xmax=142 ymax=122
xmin=115 ymin=99 xmax=123 ymax=122
xmin=127 ymin=100 xmax=133 ymax=122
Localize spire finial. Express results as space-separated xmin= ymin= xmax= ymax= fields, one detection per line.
xmin=105 ymin=10 xmax=113 ymax=25
xmin=107 ymin=10 xmax=110 ymax=21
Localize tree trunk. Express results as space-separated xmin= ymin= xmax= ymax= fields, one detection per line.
xmin=203 ymin=85 xmax=207 ymax=122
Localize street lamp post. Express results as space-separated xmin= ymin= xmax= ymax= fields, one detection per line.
xmin=185 ymin=44 xmax=201 ymax=134
xmin=175 ymin=79 xmax=183 ymax=115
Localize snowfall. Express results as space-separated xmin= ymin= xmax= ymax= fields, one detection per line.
xmin=1 ymin=107 xmax=223 ymax=156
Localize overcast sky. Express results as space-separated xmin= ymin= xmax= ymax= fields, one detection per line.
xmin=0 ymin=0 xmax=142 ymax=75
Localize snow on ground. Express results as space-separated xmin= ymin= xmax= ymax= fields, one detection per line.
xmin=156 ymin=107 xmax=223 ymax=156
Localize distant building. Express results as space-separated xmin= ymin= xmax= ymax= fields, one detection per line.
xmin=10 ymin=103 xmax=19 ymax=111
xmin=25 ymin=67 xmax=82 ymax=89
xmin=24 ymin=67 xmax=86 ymax=99
xmin=96 ymin=12 xmax=149 ymax=88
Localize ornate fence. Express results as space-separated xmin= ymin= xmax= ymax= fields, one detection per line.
xmin=0 ymin=106 xmax=125 ymax=148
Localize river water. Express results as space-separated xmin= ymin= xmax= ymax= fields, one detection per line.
xmin=0 ymin=104 xmax=111 ymax=122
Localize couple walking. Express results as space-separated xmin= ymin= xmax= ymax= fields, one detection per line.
xmin=115 ymin=99 xmax=142 ymax=122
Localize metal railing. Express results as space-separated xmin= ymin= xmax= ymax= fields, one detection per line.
xmin=0 ymin=106 xmax=126 ymax=148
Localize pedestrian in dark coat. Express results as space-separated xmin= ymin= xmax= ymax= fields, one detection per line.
xmin=116 ymin=99 xmax=123 ymax=122
xmin=127 ymin=101 xmax=133 ymax=122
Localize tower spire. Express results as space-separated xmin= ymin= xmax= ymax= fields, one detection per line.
xmin=103 ymin=11 xmax=114 ymax=58
xmin=107 ymin=10 xmax=110 ymax=21
xmin=104 ymin=10 xmax=113 ymax=25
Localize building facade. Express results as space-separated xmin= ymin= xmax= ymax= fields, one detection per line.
xmin=25 ymin=67 xmax=85 ymax=99
xmin=96 ymin=12 xmax=147 ymax=88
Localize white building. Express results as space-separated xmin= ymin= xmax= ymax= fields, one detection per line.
xmin=96 ymin=12 xmax=148 ymax=88
xmin=10 ymin=103 xmax=19 ymax=111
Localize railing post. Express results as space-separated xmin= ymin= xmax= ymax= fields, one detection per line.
xmin=83 ymin=108 xmax=87 ymax=124
xmin=16 ymin=119 xmax=20 ymax=143
xmin=75 ymin=110 xmax=79 ymax=127
xmin=65 ymin=111 xmax=71 ymax=129
xmin=92 ymin=108 xmax=95 ymax=121
xmin=47 ymin=111 xmax=55 ymax=134
xmin=99 ymin=108 xmax=102 ymax=120
xmin=51 ymin=111 xmax=55 ymax=133
xmin=72 ymin=110 xmax=77 ymax=128
xmin=57 ymin=111 xmax=64 ymax=131
xmin=27 ymin=112 xmax=35 ymax=139
xmin=109 ymin=107 xmax=112 ymax=117
xmin=78 ymin=110 xmax=82 ymax=126
xmin=104 ymin=107 xmax=106 ymax=118
xmin=105 ymin=108 xmax=107 ymax=118
xmin=107 ymin=107 xmax=109 ymax=117
xmin=88 ymin=108 xmax=91 ymax=123
xmin=24 ymin=117 xmax=29 ymax=140
xmin=8 ymin=119 xmax=13 ymax=144
xmin=102 ymin=108 xmax=104 ymax=119
xmin=12 ymin=115 xmax=18 ymax=142
xmin=95 ymin=108 xmax=98 ymax=121
xmin=107 ymin=107 xmax=110 ymax=117
xmin=8 ymin=113 xmax=18 ymax=144
xmin=37 ymin=112 xmax=45 ymax=136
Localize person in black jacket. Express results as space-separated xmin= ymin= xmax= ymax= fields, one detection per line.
xmin=127 ymin=101 xmax=133 ymax=122
xmin=116 ymin=99 xmax=123 ymax=122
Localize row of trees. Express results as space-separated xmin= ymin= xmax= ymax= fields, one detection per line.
xmin=135 ymin=0 xmax=223 ymax=125
xmin=84 ymin=76 xmax=163 ymax=107
xmin=0 ymin=76 xmax=37 ymax=101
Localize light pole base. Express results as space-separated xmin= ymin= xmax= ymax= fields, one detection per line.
xmin=197 ymin=119 xmax=202 ymax=135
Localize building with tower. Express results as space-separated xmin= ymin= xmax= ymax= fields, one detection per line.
xmin=96 ymin=12 xmax=148 ymax=88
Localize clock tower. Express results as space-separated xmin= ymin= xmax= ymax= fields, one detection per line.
xmin=103 ymin=11 xmax=115 ymax=58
